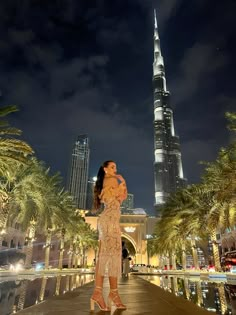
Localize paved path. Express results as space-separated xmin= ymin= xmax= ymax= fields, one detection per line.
xmin=16 ymin=275 xmax=212 ymax=315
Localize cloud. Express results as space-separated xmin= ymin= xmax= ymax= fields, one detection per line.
xmin=181 ymin=139 xmax=218 ymax=183
xmin=170 ymin=42 xmax=229 ymax=107
xmin=154 ymin=0 xmax=183 ymax=27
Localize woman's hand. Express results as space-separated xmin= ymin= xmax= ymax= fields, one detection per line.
xmin=116 ymin=174 xmax=125 ymax=183
xmin=91 ymin=208 xmax=98 ymax=215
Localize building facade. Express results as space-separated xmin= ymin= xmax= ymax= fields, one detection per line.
xmin=153 ymin=11 xmax=186 ymax=213
xmin=67 ymin=135 xmax=90 ymax=209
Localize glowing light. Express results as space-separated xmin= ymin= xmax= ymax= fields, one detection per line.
xmin=124 ymin=227 xmax=136 ymax=233
xmin=92 ymin=176 xmax=97 ymax=182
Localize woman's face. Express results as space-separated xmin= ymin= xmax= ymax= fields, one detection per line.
xmin=104 ymin=162 xmax=117 ymax=176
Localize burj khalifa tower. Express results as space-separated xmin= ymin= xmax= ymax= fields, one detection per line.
xmin=153 ymin=11 xmax=187 ymax=213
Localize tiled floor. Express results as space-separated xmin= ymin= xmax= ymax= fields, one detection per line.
xmin=16 ymin=276 xmax=212 ymax=315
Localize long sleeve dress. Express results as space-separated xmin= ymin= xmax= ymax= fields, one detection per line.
xmin=97 ymin=179 xmax=127 ymax=278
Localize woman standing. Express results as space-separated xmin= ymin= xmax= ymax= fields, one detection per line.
xmin=90 ymin=160 xmax=127 ymax=311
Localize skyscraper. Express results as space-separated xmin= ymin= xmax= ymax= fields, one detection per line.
xmin=121 ymin=193 xmax=134 ymax=211
xmin=86 ymin=177 xmax=96 ymax=210
xmin=153 ymin=11 xmax=186 ymax=213
xmin=67 ymin=135 xmax=90 ymax=209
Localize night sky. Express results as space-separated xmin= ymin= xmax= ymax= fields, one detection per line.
xmin=0 ymin=0 xmax=235 ymax=215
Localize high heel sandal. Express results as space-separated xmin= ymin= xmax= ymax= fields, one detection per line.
xmin=90 ymin=286 xmax=109 ymax=311
xmin=107 ymin=288 xmax=127 ymax=310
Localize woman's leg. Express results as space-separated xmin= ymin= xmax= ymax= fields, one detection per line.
xmin=109 ymin=276 xmax=117 ymax=290
xmin=91 ymin=242 xmax=107 ymax=310
xmin=108 ymin=276 xmax=126 ymax=309
xmin=94 ymin=261 xmax=104 ymax=288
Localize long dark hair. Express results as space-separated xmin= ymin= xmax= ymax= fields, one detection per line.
xmin=93 ymin=160 xmax=114 ymax=210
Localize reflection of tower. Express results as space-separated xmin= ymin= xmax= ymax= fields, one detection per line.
xmin=153 ymin=10 xmax=187 ymax=213
xmin=67 ymin=135 xmax=90 ymax=208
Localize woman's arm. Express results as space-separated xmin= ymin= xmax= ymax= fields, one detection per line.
xmin=116 ymin=175 xmax=127 ymax=203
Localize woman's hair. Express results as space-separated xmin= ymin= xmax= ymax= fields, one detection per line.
xmin=93 ymin=160 xmax=114 ymax=210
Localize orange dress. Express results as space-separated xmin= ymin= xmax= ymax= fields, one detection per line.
xmin=97 ymin=180 xmax=127 ymax=278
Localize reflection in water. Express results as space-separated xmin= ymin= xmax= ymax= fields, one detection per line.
xmin=141 ymin=275 xmax=236 ymax=315
xmin=17 ymin=280 xmax=28 ymax=311
xmin=0 ymin=273 xmax=94 ymax=315
xmin=55 ymin=275 xmax=61 ymax=296
xmin=196 ymin=281 xmax=203 ymax=307
xmin=0 ymin=280 xmax=21 ymax=315
xmin=39 ymin=277 xmax=47 ymax=301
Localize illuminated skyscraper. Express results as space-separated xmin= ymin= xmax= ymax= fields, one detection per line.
xmin=86 ymin=177 xmax=96 ymax=210
xmin=67 ymin=135 xmax=90 ymax=209
xmin=121 ymin=193 xmax=134 ymax=211
xmin=153 ymin=11 xmax=186 ymax=213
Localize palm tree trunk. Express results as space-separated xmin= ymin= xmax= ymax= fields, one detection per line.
xmin=24 ymin=219 xmax=36 ymax=268
xmin=0 ymin=194 xmax=9 ymax=225
xmin=58 ymin=228 xmax=65 ymax=270
xmin=165 ymin=254 xmax=170 ymax=269
xmin=210 ymin=229 xmax=221 ymax=271
xmin=0 ymin=200 xmax=10 ymax=245
xmin=182 ymin=243 xmax=187 ymax=269
xmin=44 ymin=229 xmax=52 ymax=269
xmin=82 ymin=247 xmax=86 ymax=267
xmin=68 ymin=240 xmax=74 ymax=268
xmin=75 ymin=253 xmax=79 ymax=268
xmin=39 ymin=277 xmax=47 ymax=302
xmin=72 ymin=251 xmax=77 ymax=268
xmin=191 ymin=237 xmax=199 ymax=269
xmin=171 ymin=251 xmax=176 ymax=269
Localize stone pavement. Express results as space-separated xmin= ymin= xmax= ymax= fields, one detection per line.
xmin=16 ymin=275 xmax=212 ymax=315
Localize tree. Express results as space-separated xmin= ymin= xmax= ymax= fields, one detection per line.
xmin=0 ymin=105 xmax=33 ymax=171
xmin=10 ymin=159 xmax=74 ymax=267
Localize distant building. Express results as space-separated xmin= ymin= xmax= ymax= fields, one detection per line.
xmin=121 ymin=193 xmax=134 ymax=211
xmin=67 ymin=135 xmax=90 ymax=209
xmin=121 ymin=207 xmax=147 ymax=215
xmin=86 ymin=177 xmax=96 ymax=210
xmin=152 ymin=11 xmax=187 ymax=213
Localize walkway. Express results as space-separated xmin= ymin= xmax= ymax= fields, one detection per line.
xmin=16 ymin=275 xmax=212 ymax=315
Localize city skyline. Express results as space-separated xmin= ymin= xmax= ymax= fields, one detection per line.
xmin=0 ymin=1 xmax=235 ymax=214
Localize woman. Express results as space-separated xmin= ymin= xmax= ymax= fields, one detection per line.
xmin=90 ymin=160 xmax=127 ymax=311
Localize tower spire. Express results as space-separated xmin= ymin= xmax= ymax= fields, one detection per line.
xmin=153 ymin=10 xmax=166 ymax=91
xmin=154 ymin=9 xmax=157 ymax=29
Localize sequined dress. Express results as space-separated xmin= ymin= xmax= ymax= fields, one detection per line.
xmin=97 ymin=180 xmax=127 ymax=278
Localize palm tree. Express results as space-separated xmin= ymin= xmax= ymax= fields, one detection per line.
xmin=0 ymin=159 xmax=40 ymax=244
xmin=72 ymin=222 xmax=98 ymax=268
xmin=0 ymin=105 xmax=33 ymax=172
xmin=201 ymin=133 xmax=236 ymax=270
xmin=0 ymin=105 xmax=34 ymax=240
xmin=42 ymin=189 xmax=77 ymax=270
xmin=10 ymin=159 xmax=74 ymax=268
xmin=153 ymin=186 xmax=205 ymax=269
